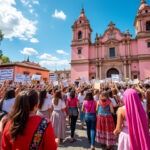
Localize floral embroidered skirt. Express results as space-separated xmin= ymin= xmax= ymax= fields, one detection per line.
xmin=96 ymin=114 xmax=116 ymax=146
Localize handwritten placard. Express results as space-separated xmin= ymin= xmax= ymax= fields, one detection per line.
xmin=0 ymin=69 xmax=14 ymax=82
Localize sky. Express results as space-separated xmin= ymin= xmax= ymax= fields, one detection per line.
xmin=0 ymin=0 xmax=148 ymax=71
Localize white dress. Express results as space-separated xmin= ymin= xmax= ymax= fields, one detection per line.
xmin=118 ymin=107 xmax=130 ymax=150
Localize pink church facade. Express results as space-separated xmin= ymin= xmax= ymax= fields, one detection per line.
xmin=71 ymin=0 xmax=150 ymax=81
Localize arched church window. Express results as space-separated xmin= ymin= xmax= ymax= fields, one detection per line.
xmin=78 ymin=31 xmax=82 ymax=40
xmin=146 ymin=21 xmax=150 ymax=31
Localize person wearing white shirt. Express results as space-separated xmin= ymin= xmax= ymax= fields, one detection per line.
xmin=78 ymin=89 xmax=85 ymax=129
xmin=108 ymin=89 xmax=119 ymax=127
xmin=51 ymin=90 xmax=66 ymax=141
xmin=93 ymin=90 xmax=100 ymax=102
xmin=37 ymin=89 xmax=52 ymax=118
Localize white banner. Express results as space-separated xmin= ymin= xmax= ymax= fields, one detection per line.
xmin=24 ymin=75 xmax=30 ymax=83
xmin=15 ymin=74 xmax=30 ymax=83
xmin=105 ymin=78 xmax=111 ymax=83
xmin=50 ymin=76 xmax=56 ymax=82
xmin=32 ymin=74 xmax=41 ymax=80
xmin=63 ymin=80 xmax=69 ymax=87
xmin=111 ymin=74 xmax=120 ymax=82
xmin=0 ymin=69 xmax=14 ymax=82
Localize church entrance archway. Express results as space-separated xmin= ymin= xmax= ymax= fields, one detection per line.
xmin=107 ymin=68 xmax=119 ymax=78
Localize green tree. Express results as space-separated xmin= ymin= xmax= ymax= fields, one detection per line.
xmin=0 ymin=30 xmax=10 ymax=63
xmin=0 ymin=50 xmax=2 ymax=58
xmin=0 ymin=30 xmax=3 ymax=44
xmin=1 ymin=56 xmax=10 ymax=63
xmin=0 ymin=30 xmax=4 ymax=59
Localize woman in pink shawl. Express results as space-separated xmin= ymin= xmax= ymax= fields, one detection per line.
xmin=114 ymin=89 xmax=150 ymax=150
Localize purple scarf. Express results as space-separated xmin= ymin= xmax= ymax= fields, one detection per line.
xmin=123 ymin=89 xmax=150 ymax=150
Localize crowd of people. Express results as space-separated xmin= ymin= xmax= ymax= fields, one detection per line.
xmin=0 ymin=80 xmax=150 ymax=150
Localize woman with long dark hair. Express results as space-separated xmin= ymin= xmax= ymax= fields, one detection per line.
xmin=67 ymin=90 xmax=79 ymax=143
xmin=37 ymin=89 xmax=52 ymax=118
xmin=1 ymin=89 xmax=57 ymax=150
xmin=82 ymin=91 xmax=96 ymax=150
xmin=51 ymin=90 xmax=66 ymax=141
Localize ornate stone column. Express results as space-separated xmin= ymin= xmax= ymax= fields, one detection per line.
xmin=99 ymin=62 xmax=102 ymax=80
xmin=95 ymin=46 xmax=98 ymax=58
xmin=123 ymin=41 xmax=126 ymax=57
xmin=127 ymin=41 xmax=131 ymax=57
xmin=128 ymin=61 xmax=131 ymax=79
xmin=96 ymin=63 xmax=99 ymax=80
xmin=99 ymin=43 xmax=102 ymax=59
xmin=123 ymin=61 xmax=127 ymax=78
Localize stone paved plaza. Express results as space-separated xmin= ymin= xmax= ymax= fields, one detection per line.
xmin=58 ymin=119 xmax=117 ymax=150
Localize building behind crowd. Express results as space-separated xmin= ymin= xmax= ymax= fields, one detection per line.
xmin=0 ymin=61 xmax=49 ymax=82
xmin=71 ymin=0 xmax=150 ymax=81
xmin=50 ymin=69 xmax=71 ymax=81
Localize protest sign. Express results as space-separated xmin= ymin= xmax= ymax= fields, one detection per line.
xmin=105 ymin=78 xmax=111 ymax=83
xmin=133 ymin=79 xmax=139 ymax=84
xmin=24 ymin=75 xmax=30 ymax=83
xmin=32 ymin=74 xmax=41 ymax=81
xmin=144 ymin=80 xmax=150 ymax=84
xmin=15 ymin=74 xmax=24 ymax=83
xmin=0 ymin=69 xmax=14 ymax=82
xmin=50 ymin=76 xmax=56 ymax=82
xmin=91 ymin=79 xmax=96 ymax=83
xmin=54 ymin=81 xmax=58 ymax=86
xmin=94 ymin=83 xmax=100 ymax=90
xmin=82 ymin=77 xmax=87 ymax=82
xmin=15 ymin=74 xmax=30 ymax=83
xmin=111 ymin=74 xmax=120 ymax=82
xmin=63 ymin=80 xmax=69 ymax=87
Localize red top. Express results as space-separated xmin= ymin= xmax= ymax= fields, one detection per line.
xmin=1 ymin=116 xmax=57 ymax=150
xmin=67 ymin=97 xmax=79 ymax=107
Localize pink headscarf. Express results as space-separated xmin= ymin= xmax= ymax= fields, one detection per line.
xmin=123 ymin=89 xmax=150 ymax=150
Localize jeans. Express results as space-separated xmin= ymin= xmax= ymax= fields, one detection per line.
xmin=79 ymin=103 xmax=85 ymax=123
xmin=85 ymin=113 xmax=96 ymax=146
xmin=69 ymin=107 xmax=78 ymax=138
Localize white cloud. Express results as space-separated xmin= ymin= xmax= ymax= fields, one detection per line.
xmin=32 ymin=0 xmax=39 ymax=5
xmin=21 ymin=47 xmax=38 ymax=55
xmin=56 ymin=50 xmax=69 ymax=55
xmin=39 ymin=60 xmax=70 ymax=67
xmin=0 ymin=0 xmax=37 ymax=40
xmin=38 ymin=52 xmax=70 ymax=69
xmin=20 ymin=0 xmax=29 ymax=5
xmin=21 ymin=0 xmax=39 ymax=5
xmin=29 ymin=9 xmax=34 ymax=14
xmin=28 ymin=4 xmax=32 ymax=8
xmin=52 ymin=9 xmax=66 ymax=20
xmin=39 ymin=53 xmax=59 ymax=61
xmin=30 ymin=38 xmax=39 ymax=43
